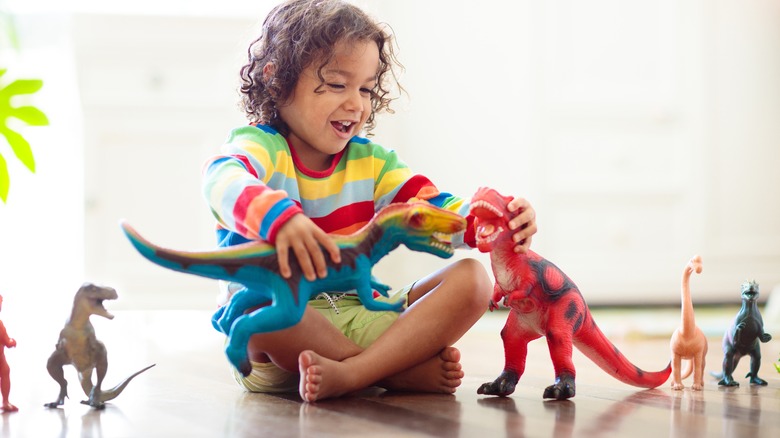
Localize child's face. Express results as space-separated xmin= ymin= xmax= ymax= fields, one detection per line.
xmin=278 ymin=39 xmax=379 ymax=171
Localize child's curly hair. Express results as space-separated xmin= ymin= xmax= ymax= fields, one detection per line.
xmin=239 ymin=0 xmax=402 ymax=137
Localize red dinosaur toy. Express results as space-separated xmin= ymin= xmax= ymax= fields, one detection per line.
xmin=471 ymin=187 xmax=671 ymax=400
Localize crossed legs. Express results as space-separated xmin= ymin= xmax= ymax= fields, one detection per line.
xmin=245 ymin=258 xmax=492 ymax=401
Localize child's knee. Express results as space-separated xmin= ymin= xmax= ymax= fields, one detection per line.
xmin=452 ymin=258 xmax=492 ymax=306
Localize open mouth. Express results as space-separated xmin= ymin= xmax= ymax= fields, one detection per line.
xmin=469 ymin=200 xmax=504 ymax=220
xmin=476 ymin=226 xmax=502 ymax=245
xmin=431 ymin=231 xmax=461 ymax=254
xmin=91 ymin=297 xmax=115 ymax=319
xmin=332 ymin=120 xmax=354 ymax=134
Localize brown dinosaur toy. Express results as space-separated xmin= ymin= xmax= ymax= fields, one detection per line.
xmin=44 ymin=283 xmax=155 ymax=409
xmin=471 ymin=187 xmax=671 ymax=400
xmin=669 ymin=255 xmax=708 ymax=390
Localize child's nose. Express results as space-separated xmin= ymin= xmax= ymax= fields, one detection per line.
xmin=343 ymin=89 xmax=364 ymax=112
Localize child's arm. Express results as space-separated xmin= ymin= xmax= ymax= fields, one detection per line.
xmin=273 ymin=214 xmax=341 ymax=281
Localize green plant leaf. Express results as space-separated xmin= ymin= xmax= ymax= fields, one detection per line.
xmin=0 ymin=66 xmax=47 ymax=203
xmin=11 ymin=105 xmax=49 ymax=125
xmin=0 ymin=78 xmax=44 ymax=97
xmin=0 ymin=153 xmax=8 ymax=203
xmin=0 ymin=126 xmax=35 ymax=172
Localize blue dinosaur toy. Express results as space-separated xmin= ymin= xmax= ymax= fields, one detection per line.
xmin=121 ymin=202 xmax=466 ymax=375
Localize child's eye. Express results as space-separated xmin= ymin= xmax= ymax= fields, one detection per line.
xmin=359 ymin=87 xmax=373 ymax=96
xmin=327 ymin=83 xmax=346 ymax=90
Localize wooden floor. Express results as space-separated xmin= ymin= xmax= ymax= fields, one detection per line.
xmin=2 ymin=307 xmax=779 ymax=437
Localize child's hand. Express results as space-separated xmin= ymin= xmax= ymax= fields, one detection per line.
xmin=507 ymin=196 xmax=537 ymax=253
xmin=274 ymin=214 xmax=341 ymax=281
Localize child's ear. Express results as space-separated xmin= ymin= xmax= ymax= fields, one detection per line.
xmin=262 ymin=62 xmax=275 ymax=82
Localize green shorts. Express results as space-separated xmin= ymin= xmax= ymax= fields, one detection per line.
xmin=231 ymin=284 xmax=412 ymax=393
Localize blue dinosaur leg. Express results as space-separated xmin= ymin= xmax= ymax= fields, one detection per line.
xmin=224 ymin=293 xmax=307 ymax=376
xmin=370 ymin=275 xmax=392 ymax=298
xmin=213 ymin=287 xmax=271 ymax=335
xmin=211 ymin=306 xmax=226 ymax=332
xmin=357 ymin=281 xmax=404 ymax=312
xmin=354 ymin=258 xmax=403 ymax=312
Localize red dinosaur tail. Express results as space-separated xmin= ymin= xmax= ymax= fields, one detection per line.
xmin=575 ymin=318 xmax=671 ymax=388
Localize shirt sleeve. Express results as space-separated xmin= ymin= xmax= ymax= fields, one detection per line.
xmin=369 ymin=142 xmax=475 ymax=249
xmin=202 ymin=125 xmax=302 ymax=244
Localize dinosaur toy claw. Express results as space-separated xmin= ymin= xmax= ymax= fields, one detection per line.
xmin=477 ymin=370 xmax=519 ymax=397
xmin=543 ymin=374 xmax=576 ymax=400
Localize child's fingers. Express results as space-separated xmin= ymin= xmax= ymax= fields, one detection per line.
xmin=276 ymin=244 xmax=292 ymax=279
xmin=506 ymin=196 xmax=537 ymax=253
xmin=316 ymin=230 xmax=341 ymax=265
xmin=513 ymin=234 xmax=534 ymax=254
xmin=291 ymin=240 xmax=317 ymax=281
xmin=304 ymin=237 xmax=328 ymax=280
xmin=507 ymin=198 xmax=534 ymax=228
xmin=507 ymin=196 xmax=530 ymax=213
xmin=512 ymin=219 xmax=537 ymax=253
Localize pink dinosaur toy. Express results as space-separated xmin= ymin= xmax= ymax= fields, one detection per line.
xmin=669 ymin=255 xmax=708 ymax=390
xmin=0 ymin=295 xmax=17 ymax=412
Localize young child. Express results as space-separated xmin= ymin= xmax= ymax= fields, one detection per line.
xmin=202 ymin=0 xmax=537 ymax=402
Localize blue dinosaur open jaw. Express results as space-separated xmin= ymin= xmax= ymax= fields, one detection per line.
xmin=431 ymin=231 xmax=458 ymax=255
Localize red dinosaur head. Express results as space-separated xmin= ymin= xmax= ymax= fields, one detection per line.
xmin=469 ymin=187 xmax=515 ymax=253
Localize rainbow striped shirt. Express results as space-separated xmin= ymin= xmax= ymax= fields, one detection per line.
xmin=203 ymin=124 xmax=475 ymax=248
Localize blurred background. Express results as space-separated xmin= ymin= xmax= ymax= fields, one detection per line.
xmin=1 ymin=0 xmax=778 ymax=315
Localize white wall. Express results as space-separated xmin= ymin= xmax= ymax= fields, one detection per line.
xmin=3 ymin=0 xmax=778 ymax=309
xmin=0 ymin=13 xmax=84 ymax=322
xmin=366 ymin=0 xmax=780 ymax=305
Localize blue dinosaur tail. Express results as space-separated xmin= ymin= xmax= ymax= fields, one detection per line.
xmin=120 ymin=221 xmax=198 ymax=275
xmin=121 ymin=221 xmax=169 ymax=267
xmin=120 ymin=220 xmax=254 ymax=283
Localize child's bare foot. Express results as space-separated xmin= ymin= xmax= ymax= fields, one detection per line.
xmin=298 ymin=347 xmax=464 ymax=402
xmin=299 ymin=350 xmax=356 ymax=402
xmin=379 ymin=346 xmax=463 ymax=394
xmin=2 ymin=402 xmax=18 ymax=412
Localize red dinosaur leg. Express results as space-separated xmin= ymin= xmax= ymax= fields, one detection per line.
xmin=478 ymin=310 xmax=540 ymax=397
xmin=544 ymin=306 xmax=577 ymax=400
